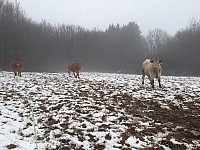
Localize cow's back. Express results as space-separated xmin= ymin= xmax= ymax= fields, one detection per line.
xmin=142 ymin=59 xmax=152 ymax=75
xmin=71 ymin=63 xmax=79 ymax=72
xmin=68 ymin=62 xmax=82 ymax=72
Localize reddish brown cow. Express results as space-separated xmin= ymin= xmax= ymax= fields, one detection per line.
xmin=67 ymin=62 xmax=83 ymax=78
xmin=11 ymin=58 xmax=22 ymax=76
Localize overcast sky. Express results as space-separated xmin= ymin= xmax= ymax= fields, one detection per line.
xmin=10 ymin=0 xmax=200 ymax=35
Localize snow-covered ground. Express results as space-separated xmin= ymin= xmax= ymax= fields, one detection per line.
xmin=0 ymin=71 xmax=199 ymax=150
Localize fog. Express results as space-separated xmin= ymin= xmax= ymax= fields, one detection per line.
xmin=1 ymin=0 xmax=200 ymax=75
xmin=10 ymin=0 xmax=200 ymax=35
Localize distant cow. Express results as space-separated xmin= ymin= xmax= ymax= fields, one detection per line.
xmin=142 ymin=58 xmax=163 ymax=88
xmin=11 ymin=58 xmax=22 ymax=76
xmin=67 ymin=62 xmax=83 ymax=78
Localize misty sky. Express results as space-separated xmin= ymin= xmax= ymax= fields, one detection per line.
xmin=10 ymin=0 xmax=200 ymax=35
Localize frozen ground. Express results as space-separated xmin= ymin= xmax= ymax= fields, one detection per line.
xmin=0 ymin=71 xmax=200 ymax=150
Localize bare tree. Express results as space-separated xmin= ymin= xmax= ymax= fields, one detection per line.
xmin=146 ymin=28 xmax=171 ymax=54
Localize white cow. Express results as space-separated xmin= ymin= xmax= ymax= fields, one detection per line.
xmin=142 ymin=58 xmax=163 ymax=88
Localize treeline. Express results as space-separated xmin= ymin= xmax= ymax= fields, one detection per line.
xmin=1 ymin=0 xmax=200 ymax=75
xmin=0 ymin=0 xmax=147 ymax=73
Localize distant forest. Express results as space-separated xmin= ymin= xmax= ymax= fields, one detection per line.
xmin=1 ymin=0 xmax=200 ymax=75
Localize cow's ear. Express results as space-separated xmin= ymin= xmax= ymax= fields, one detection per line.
xmin=159 ymin=59 xmax=163 ymax=64
xmin=150 ymin=59 xmax=154 ymax=63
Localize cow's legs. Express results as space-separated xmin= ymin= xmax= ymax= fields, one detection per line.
xmin=142 ymin=75 xmax=145 ymax=85
xmin=76 ymin=71 xmax=80 ymax=79
xmin=150 ymin=78 xmax=154 ymax=88
xmin=158 ymin=78 xmax=161 ymax=88
xmin=73 ymin=72 xmax=76 ymax=78
xmin=68 ymin=71 xmax=71 ymax=77
xmin=14 ymin=71 xmax=17 ymax=76
xmin=142 ymin=70 xmax=145 ymax=85
xmin=18 ymin=71 xmax=21 ymax=77
xmin=74 ymin=72 xmax=79 ymax=78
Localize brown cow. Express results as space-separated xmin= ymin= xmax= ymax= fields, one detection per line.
xmin=11 ymin=58 xmax=22 ymax=76
xmin=67 ymin=62 xmax=83 ymax=78
xmin=142 ymin=58 xmax=163 ymax=88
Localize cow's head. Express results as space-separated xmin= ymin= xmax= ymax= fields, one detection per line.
xmin=78 ymin=63 xmax=84 ymax=70
xmin=16 ymin=59 xmax=22 ymax=67
xmin=150 ymin=58 xmax=163 ymax=73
